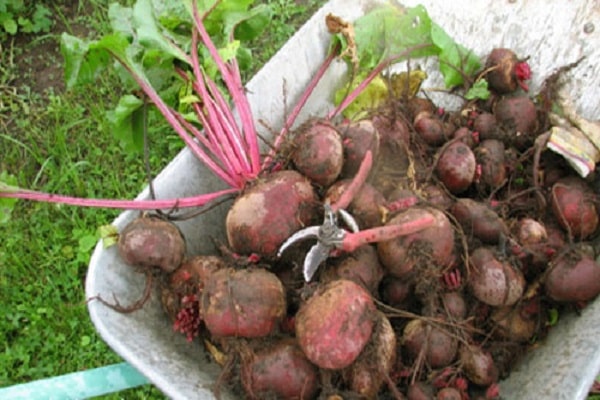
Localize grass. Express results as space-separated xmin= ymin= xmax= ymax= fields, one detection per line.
xmin=0 ymin=0 xmax=324 ymax=398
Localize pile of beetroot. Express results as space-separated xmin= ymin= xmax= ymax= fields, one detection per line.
xmin=115 ymin=45 xmax=600 ymax=400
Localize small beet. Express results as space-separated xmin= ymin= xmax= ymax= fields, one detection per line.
xmin=414 ymin=112 xmax=449 ymax=146
xmin=514 ymin=218 xmax=547 ymax=247
xmin=346 ymin=312 xmax=397 ymax=398
xmin=435 ymin=141 xmax=477 ymax=194
xmin=468 ymin=247 xmax=525 ymax=307
xmin=380 ymin=276 xmax=413 ymax=308
xmin=241 ymin=339 xmax=319 ymax=400
xmin=450 ymin=198 xmax=509 ymax=244
xmin=377 ymin=207 xmax=455 ymax=278
xmin=550 ymin=176 xmax=599 ymax=239
xmin=201 ymin=268 xmax=286 ymax=338
xmin=340 ymin=119 xmax=381 ymax=178
xmin=474 ymin=139 xmax=506 ymax=191
xmin=325 ymin=245 xmax=385 ymax=294
xmin=545 ymin=252 xmax=600 ymax=302
xmin=403 ymin=319 xmax=458 ymax=369
xmin=296 ymin=279 xmax=376 ymax=370
xmin=473 ymin=112 xmax=501 ymax=141
xmin=325 ymin=180 xmax=386 ymax=229
xmin=118 ymin=215 xmax=185 ymax=273
xmin=458 ymin=344 xmax=499 ymax=386
xmin=407 ymin=381 xmax=435 ymax=400
xmin=485 ymin=48 xmax=530 ymax=93
xmin=161 ymin=255 xmax=226 ymax=321
xmin=292 ymin=119 xmax=344 ymax=186
xmin=441 ymin=291 xmax=467 ymax=320
xmin=493 ymin=95 xmax=538 ymax=149
xmin=437 ymin=387 xmax=462 ymax=400
xmin=490 ymin=304 xmax=537 ymax=342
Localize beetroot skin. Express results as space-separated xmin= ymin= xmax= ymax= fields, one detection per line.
xmin=118 ymin=215 xmax=186 ymax=273
xmin=435 ymin=141 xmax=477 ymax=194
xmin=292 ymin=119 xmax=344 ymax=186
xmin=201 ymin=268 xmax=286 ymax=338
xmin=241 ymin=339 xmax=319 ymax=400
xmin=295 ymin=279 xmax=376 ymax=370
xmin=226 ymin=170 xmax=318 ymax=257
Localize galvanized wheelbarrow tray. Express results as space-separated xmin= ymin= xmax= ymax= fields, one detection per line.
xmin=86 ymin=0 xmax=600 ymax=399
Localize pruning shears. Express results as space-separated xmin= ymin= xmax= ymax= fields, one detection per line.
xmin=277 ymin=203 xmax=359 ymax=281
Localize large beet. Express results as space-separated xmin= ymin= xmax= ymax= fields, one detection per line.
xmin=295 ymin=279 xmax=376 ymax=370
xmin=377 ymin=207 xmax=455 ymax=278
xmin=226 ymin=170 xmax=318 ymax=257
xmin=241 ymin=339 xmax=319 ymax=400
xmin=118 ymin=215 xmax=186 ymax=273
xmin=201 ymin=268 xmax=286 ymax=338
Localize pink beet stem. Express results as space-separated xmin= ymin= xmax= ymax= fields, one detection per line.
xmin=331 ymin=150 xmax=373 ymax=212
xmin=109 ymin=54 xmax=241 ymax=189
xmin=261 ymin=44 xmax=340 ymax=171
xmin=189 ymin=30 xmax=250 ymax=181
xmin=191 ymin=0 xmax=261 ymax=176
xmin=340 ymin=214 xmax=436 ymax=252
xmin=386 ymin=196 xmax=419 ymax=212
xmin=0 ymin=187 xmax=239 ymax=210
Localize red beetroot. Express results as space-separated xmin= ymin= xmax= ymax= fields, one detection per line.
xmin=458 ymin=344 xmax=499 ymax=386
xmin=550 ymin=176 xmax=599 ymax=239
xmin=545 ymin=252 xmax=600 ymax=302
xmin=490 ymin=304 xmax=537 ymax=342
xmin=514 ymin=218 xmax=547 ymax=247
xmin=403 ymin=319 xmax=458 ymax=369
xmin=435 ymin=141 xmax=477 ymax=194
xmin=436 ymin=387 xmax=462 ymax=400
xmin=325 ymin=180 xmax=386 ymax=229
xmin=414 ymin=112 xmax=449 ymax=146
xmin=324 ymin=245 xmax=385 ymax=294
xmin=161 ymin=255 xmax=225 ymax=321
xmin=346 ymin=312 xmax=397 ymax=398
xmin=468 ymin=247 xmax=525 ymax=307
xmin=118 ymin=215 xmax=186 ymax=273
xmin=295 ymin=279 xmax=376 ymax=370
xmin=485 ymin=48 xmax=531 ymax=93
xmin=381 ymin=276 xmax=413 ymax=308
xmin=450 ymin=198 xmax=509 ymax=244
xmin=377 ymin=207 xmax=455 ymax=278
xmin=241 ymin=339 xmax=319 ymax=400
xmin=493 ymin=95 xmax=538 ymax=148
xmin=473 ymin=112 xmax=501 ymax=141
xmin=441 ymin=291 xmax=467 ymax=320
xmin=226 ymin=170 xmax=318 ymax=257
xmin=474 ymin=139 xmax=506 ymax=191
xmin=407 ymin=382 xmax=435 ymax=400
xmin=340 ymin=119 xmax=381 ymax=178
xmin=292 ymin=119 xmax=344 ymax=186
xmin=201 ymin=268 xmax=286 ymax=338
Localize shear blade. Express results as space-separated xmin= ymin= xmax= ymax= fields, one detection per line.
xmin=303 ymin=242 xmax=331 ymax=282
